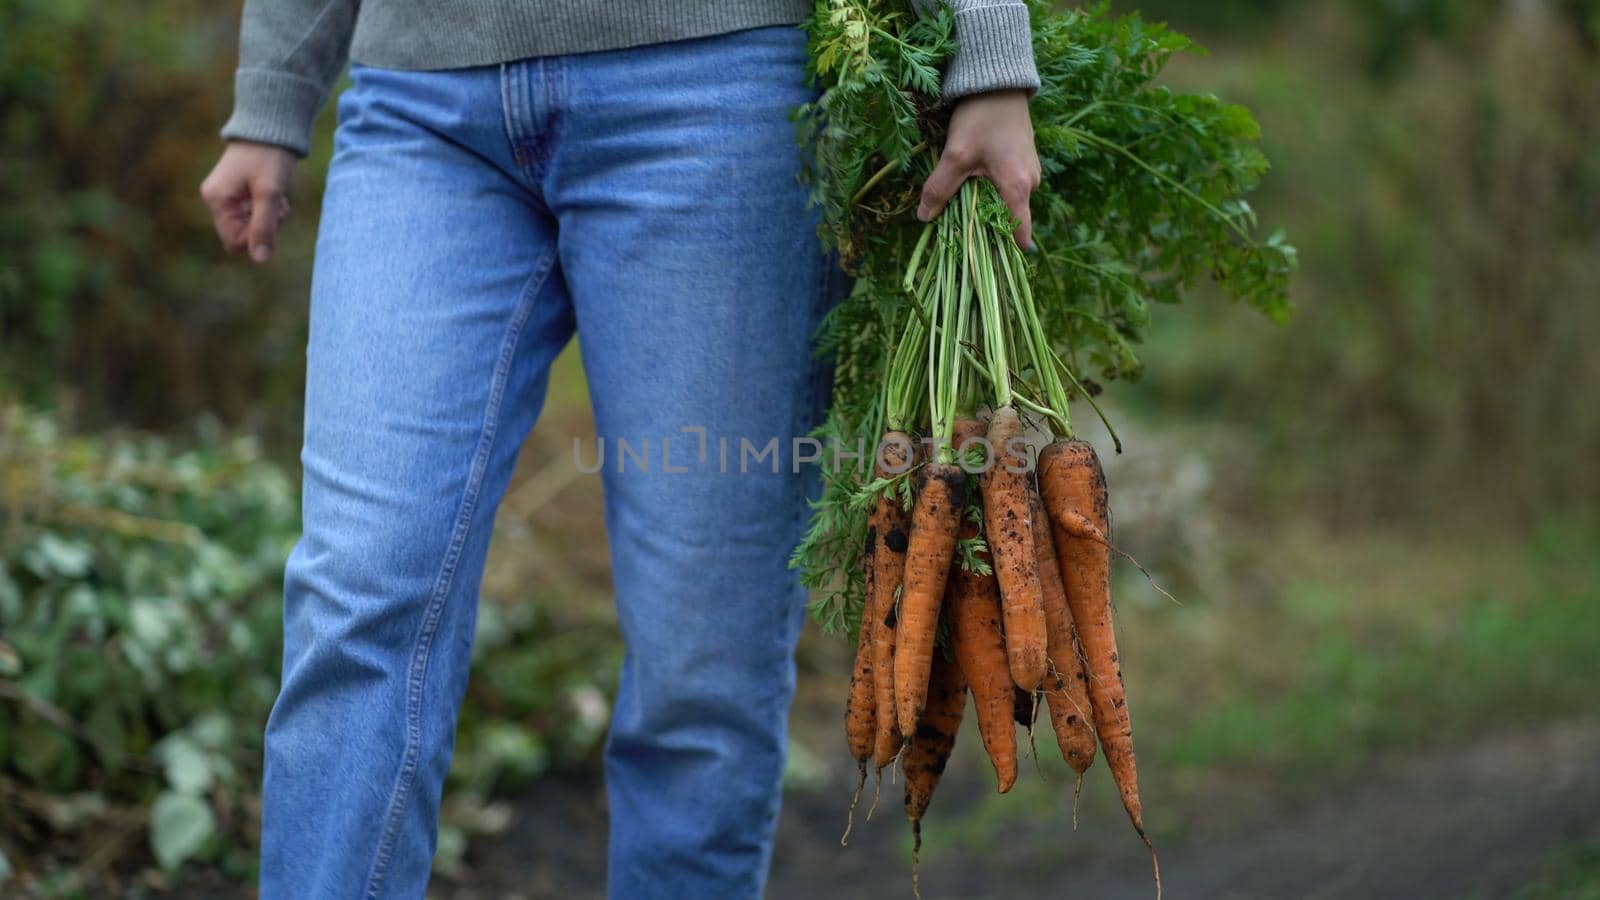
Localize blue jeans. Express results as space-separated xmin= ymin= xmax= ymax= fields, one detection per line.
xmin=261 ymin=26 xmax=837 ymax=899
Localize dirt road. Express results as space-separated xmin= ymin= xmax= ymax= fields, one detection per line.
xmin=437 ymin=718 xmax=1600 ymax=899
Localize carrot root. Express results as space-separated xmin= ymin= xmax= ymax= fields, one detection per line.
xmin=1143 ymin=828 xmax=1162 ymax=900
xmin=1072 ymin=772 xmax=1084 ymax=831
xmin=866 ymin=770 xmax=882 ymax=821
xmin=903 ymin=643 xmax=965 ymax=900
xmin=980 ymin=408 xmax=1048 ymax=691
xmin=893 ymin=463 xmax=966 ymax=737
xmin=870 ymin=434 xmax=914 ymax=771
xmin=1033 ymin=490 xmax=1099 ymax=776
xmin=1040 ymin=439 xmax=1149 ymax=842
xmin=946 ymin=425 xmax=1019 ymax=795
xmin=840 ymin=764 xmax=866 ymax=846
xmin=911 ymin=821 xmax=924 ymax=900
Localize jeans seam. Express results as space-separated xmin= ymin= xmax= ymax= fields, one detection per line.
xmin=360 ymin=242 xmax=557 ymax=899
xmin=498 ymin=58 xmax=563 ymax=190
xmin=498 ymin=61 xmax=524 ymax=164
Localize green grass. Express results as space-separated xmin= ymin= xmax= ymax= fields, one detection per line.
xmin=1158 ymin=518 xmax=1600 ymax=776
xmin=1163 ymin=533 xmax=1600 ymax=773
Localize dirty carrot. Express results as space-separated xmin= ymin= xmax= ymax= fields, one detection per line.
xmin=845 ymin=565 xmax=878 ymax=773
xmin=869 ymin=433 xmax=914 ymax=772
xmin=1039 ymin=439 xmax=1160 ymax=896
xmin=841 ymin=522 xmax=878 ymax=843
xmin=903 ymin=637 xmax=967 ymax=899
xmin=980 ymin=406 xmax=1047 ymax=691
xmin=947 ymin=421 xmax=1016 ymax=794
xmin=1031 ymin=490 xmax=1098 ymax=778
xmin=846 ymin=519 xmax=880 ymax=768
xmin=844 ymin=554 xmax=883 ymax=771
xmin=893 ymin=461 xmax=966 ymax=738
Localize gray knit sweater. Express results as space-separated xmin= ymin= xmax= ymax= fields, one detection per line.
xmin=221 ymin=0 xmax=1040 ymax=157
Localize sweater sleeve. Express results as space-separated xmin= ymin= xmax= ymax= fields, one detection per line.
xmin=219 ymin=0 xmax=361 ymax=157
xmin=915 ymin=0 xmax=1041 ymax=102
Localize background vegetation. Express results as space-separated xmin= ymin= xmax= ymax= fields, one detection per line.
xmin=2 ymin=0 xmax=1597 ymax=895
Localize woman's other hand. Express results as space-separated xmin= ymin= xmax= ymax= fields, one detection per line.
xmin=200 ymin=140 xmax=296 ymax=263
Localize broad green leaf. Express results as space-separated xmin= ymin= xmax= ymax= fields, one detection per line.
xmin=23 ymin=533 xmax=93 ymax=579
xmin=155 ymin=735 xmax=212 ymax=793
xmin=149 ymin=790 xmax=215 ymax=871
xmin=127 ymin=598 xmax=172 ymax=648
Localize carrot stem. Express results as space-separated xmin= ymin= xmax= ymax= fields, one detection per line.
xmin=902 ymin=218 xmax=936 ymax=295
xmin=855 ymin=140 xmax=929 ymax=210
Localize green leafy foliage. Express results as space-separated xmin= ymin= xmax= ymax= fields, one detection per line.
xmin=792 ymin=0 xmax=1295 ymax=634
xmin=0 ymin=407 xmax=298 ymax=886
xmin=1133 ymin=3 xmax=1600 ymax=525
xmin=0 ymin=0 xmax=326 ymax=435
xmin=0 ymin=406 xmax=616 ymax=892
xmin=1026 ymin=8 xmax=1296 ymax=377
xmin=148 ymin=792 xmax=215 ymax=872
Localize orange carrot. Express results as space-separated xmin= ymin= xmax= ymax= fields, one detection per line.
xmin=902 ymin=644 xmax=967 ymax=826
xmin=893 ymin=461 xmax=965 ymax=738
xmin=869 ymin=433 xmax=913 ymax=771
xmin=903 ymin=637 xmax=967 ymax=897
xmin=947 ymin=419 xmax=1017 ymax=793
xmin=1040 ymin=439 xmax=1158 ymax=895
xmin=1031 ymin=491 xmax=1097 ymax=777
xmin=846 ymin=527 xmax=878 ymax=771
xmin=947 ymin=570 xmax=1011 ymax=787
xmin=841 ymin=524 xmax=878 ymax=842
xmin=980 ymin=406 xmax=1047 ymax=690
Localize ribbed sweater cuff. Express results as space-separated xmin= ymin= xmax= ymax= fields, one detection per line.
xmin=942 ymin=3 xmax=1041 ymax=102
xmin=219 ymin=68 xmax=330 ymax=158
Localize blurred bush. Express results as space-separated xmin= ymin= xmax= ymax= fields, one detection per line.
xmin=1127 ymin=0 xmax=1600 ymax=69
xmin=0 ymin=0 xmax=327 ymax=440
xmin=0 ymin=406 xmax=616 ymax=894
xmin=1128 ymin=2 xmax=1600 ymax=525
xmin=0 ymin=405 xmax=296 ymax=892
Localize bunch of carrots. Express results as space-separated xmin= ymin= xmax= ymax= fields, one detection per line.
xmin=796 ymin=3 xmax=1296 ymax=896
xmin=838 ymin=180 xmax=1157 ymax=895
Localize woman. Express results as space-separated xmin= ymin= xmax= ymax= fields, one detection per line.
xmin=199 ymin=0 xmax=1042 ymax=895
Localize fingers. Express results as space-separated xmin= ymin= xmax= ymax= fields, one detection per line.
xmin=922 ymin=163 xmax=1039 ymax=248
xmin=199 ymin=175 xmax=249 ymax=254
xmin=918 ymin=149 xmax=1041 ymax=250
xmin=245 ymin=179 xmax=289 ymax=263
xmin=917 ymin=144 xmax=974 ymax=222
xmin=992 ymin=167 xmax=1040 ymax=250
xmin=198 ymin=142 xmax=295 ymax=264
xmin=1011 ymin=202 xmax=1033 ymax=251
